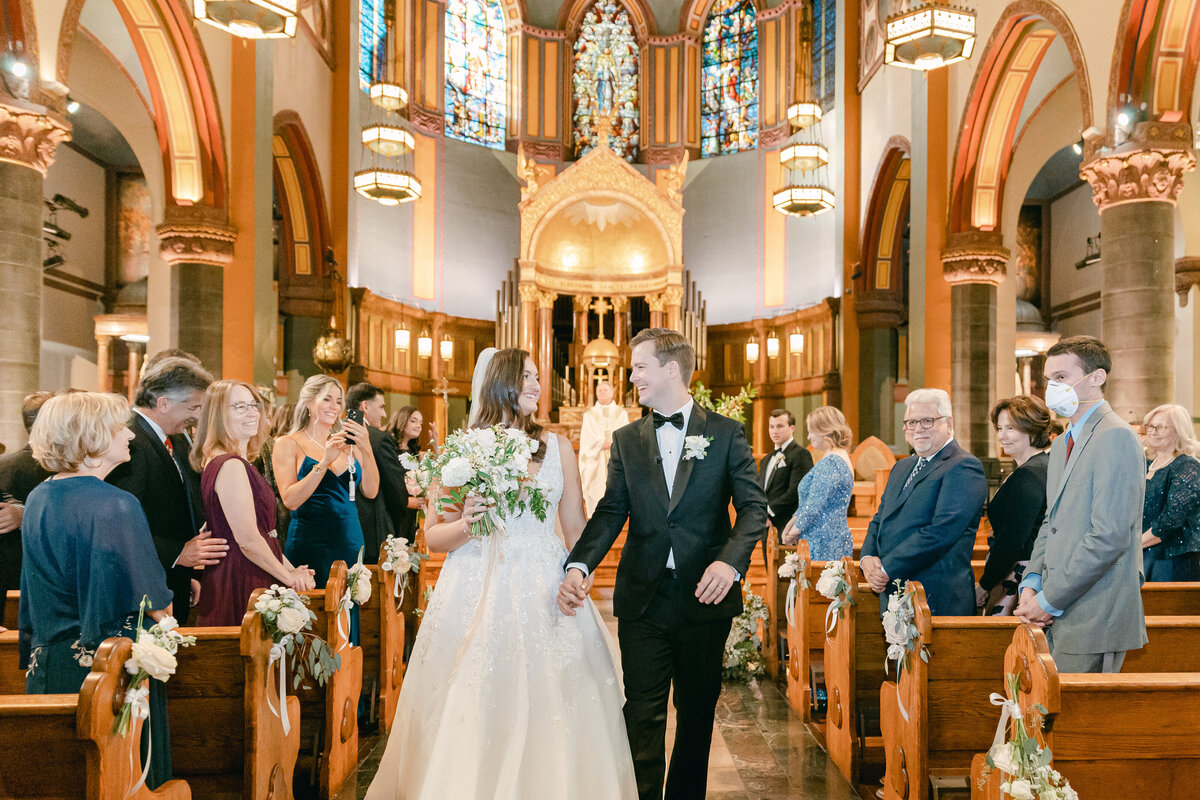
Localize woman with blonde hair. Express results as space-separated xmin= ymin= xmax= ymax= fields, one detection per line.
xmin=780 ymin=406 xmax=854 ymax=560
xmin=19 ymin=392 xmax=175 ymax=786
xmin=272 ymin=375 xmax=379 ymax=589
xmin=1141 ymin=403 xmax=1200 ymax=581
xmin=191 ymin=381 xmax=314 ymax=626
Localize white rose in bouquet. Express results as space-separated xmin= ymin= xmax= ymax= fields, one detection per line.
xmin=1003 ymin=779 xmax=1036 ymax=800
xmin=128 ymin=631 xmax=178 ymax=681
xmin=393 ymin=549 xmax=413 ymax=573
xmin=882 ymin=612 xmax=910 ymax=646
xmin=440 ymin=456 xmax=473 ymax=488
xmin=277 ymin=605 xmax=309 ymax=634
xmin=157 ymin=616 xmax=179 ymax=634
xmin=351 ymin=567 xmax=372 ymax=605
xmin=815 ymin=570 xmax=840 ymax=599
xmin=268 ymin=599 xmax=282 ymax=612
xmin=989 ymin=742 xmax=1019 ymax=775
xmin=886 ymin=643 xmax=905 ymax=663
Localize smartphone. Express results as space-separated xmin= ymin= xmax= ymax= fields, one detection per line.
xmin=346 ymin=408 xmax=364 ymax=425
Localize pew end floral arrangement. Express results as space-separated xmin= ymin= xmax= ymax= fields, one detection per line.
xmin=379 ymin=534 xmax=428 ymax=605
xmin=723 ymin=583 xmax=769 ymax=681
xmin=255 ymin=585 xmax=339 ymax=690
xmin=880 ymin=579 xmax=929 ymax=721
xmin=401 ymin=425 xmax=549 ymax=537
xmin=115 ymin=596 xmax=196 ymax=736
xmin=980 ymin=673 xmax=1079 ymax=800
xmin=814 ymin=560 xmax=854 ymax=632
xmin=777 ymin=551 xmax=810 ymax=628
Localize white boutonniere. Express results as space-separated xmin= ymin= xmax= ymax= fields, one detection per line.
xmin=683 ymin=435 xmax=713 ymax=461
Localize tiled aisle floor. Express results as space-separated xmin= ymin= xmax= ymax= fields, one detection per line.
xmin=334 ymin=591 xmax=859 ymax=800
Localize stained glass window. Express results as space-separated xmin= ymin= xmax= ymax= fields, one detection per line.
xmin=360 ymin=0 xmax=387 ymax=90
xmin=813 ymin=0 xmax=836 ymax=111
xmin=572 ymin=0 xmax=640 ymax=161
xmin=445 ymin=0 xmax=507 ymax=148
xmin=701 ymin=0 xmax=758 ymax=158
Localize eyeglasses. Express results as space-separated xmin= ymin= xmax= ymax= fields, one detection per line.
xmin=1144 ymin=424 xmax=1170 ymax=434
xmin=902 ymin=416 xmax=946 ymax=431
xmin=231 ymin=401 xmax=263 ymax=415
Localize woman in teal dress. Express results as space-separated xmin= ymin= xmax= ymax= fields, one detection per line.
xmin=19 ymin=392 xmax=175 ymax=788
xmin=272 ymin=376 xmax=379 ymax=646
xmin=781 ymin=406 xmax=855 ymax=561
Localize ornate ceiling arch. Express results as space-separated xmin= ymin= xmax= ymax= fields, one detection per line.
xmin=274 ymin=111 xmax=333 ymax=318
xmin=1108 ymin=0 xmax=1200 ymax=126
xmin=678 ymin=0 xmax=764 ymax=37
xmin=559 ymin=0 xmax=657 ymax=41
xmin=858 ymin=138 xmax=911 ymax=329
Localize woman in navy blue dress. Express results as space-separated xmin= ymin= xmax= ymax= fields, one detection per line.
xmin=781 ymin=406 xmax=854 ymax=561
xmin=1141 ymin=403 xmax=1200 ymax=581
xmin=272 ymin=375 xmax=380 ymax=589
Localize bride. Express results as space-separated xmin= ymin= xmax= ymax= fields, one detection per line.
xmin=364 ymin=347 xmax=638 ymax=799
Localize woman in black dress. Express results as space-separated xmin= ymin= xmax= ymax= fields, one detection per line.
xmin=1141 ymin=403 xmax=1200 ymax=581
xmin=385 ymin=405 xmax=428 ymax=541
xmin=976 ymin=396 xmax=1056 ymax=615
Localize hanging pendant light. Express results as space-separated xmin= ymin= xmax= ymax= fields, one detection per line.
xmin=779 ymin=142 xmax=829 ymax=172
xmin=787 ymin=102 xmax=822 ymax=131
xmin=439 ymin=334 xmax=454 ymax=360
xmin=745 ymin=337 xmax=760 ymax=364
xmin=194 ymin=0 xmax=298 ymax=38
xmin=884 ymin=2 xmax=976 ymax=71
xmin=362 ymin=124 xmax=414 ymax=157
xmin=766 ymin=330 xmax=780 ymax=359
xmin=369 ymin=82 xmax=409 ymax=111
xmin=395 ymin=324 xmax=411 ymax=351
xmin=789 ymin=328 xmax=804 ymax=353
xmin=355 ymin=168 xmax=422 ymax=205
xmin=417 ymin=329 xmax=433 ymax=359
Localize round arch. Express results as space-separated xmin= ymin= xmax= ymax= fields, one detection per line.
xmin=858 ymin=138 xmax=911 ymax=329
xmin=1108 ymin=0 xmax=1200 ymax=127
xmin=558 ymin=0 xmax=657 ymax=41
xmin=274 ymin=112 xmax=333 ymax=319
xmin=948 ymin=0 xmax=1092 ymax=236
xmin=56 ymin=0 xmax=227 ymax=211
xmin=678 ymin=0 xmax=764 ymax=37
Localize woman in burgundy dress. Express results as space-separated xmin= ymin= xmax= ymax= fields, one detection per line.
xmin=190 ymin=380 xmax=315 ymax=626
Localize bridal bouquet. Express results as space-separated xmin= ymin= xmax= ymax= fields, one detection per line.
xmin=115 ymin=596 xmax=196 ymax=736
xmin=401 ymin=425 xmax=549 ymax=537
xmin=980 ymin=673 xmax=1079 ymax=800
xmin=255 ymin=585 xmax=339 ymax=689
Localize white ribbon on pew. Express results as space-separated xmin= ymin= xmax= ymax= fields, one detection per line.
xmin=337 ymin=590 xmax=352 ymax=653
xmin=124 ymin=684 xmax=151 ymax=798
xmin=785 ymin=579 xmax=797 ymax=629
xmin=884 ymin=650 xmax=909 ymax=721
xmin=267 ymin=643 xmax=291 ymax=735
xmin=824 ymin=601 xmax=839 ymax=634
xmin=988 ymin=692 xmax=1023 ymax=753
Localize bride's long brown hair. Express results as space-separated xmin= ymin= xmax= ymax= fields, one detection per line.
xmin=470 ymin=348 xmax=546 ymax=463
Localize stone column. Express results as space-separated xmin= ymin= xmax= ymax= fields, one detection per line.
xmin=941 ymin=230 xmax=1009 ymax=458
xmin=518 ymin=282 xmax=539 ymax=354
xmin=1081 ymin=122 xmax=1195 ymax=421
xmin=536 ymin=291 xmax=556 ymax=420
xmin=126 ymin=343 xmax=143 ymax=402
xmin=0 ymin=101 xmax=69 ymax=447
xmin=95 ymin=334 xmax=113 ymax=392
xmin=611 ymin=295 xmax=629 ymax=348
xmin=663 ymin=285 xmax=684 ymax=331
xmin=572 ymin=294 xmax=590 ymax=400
xmin=647 ymin=292 xmax=666 ymax=328
xmin=157 ymin=205 xmax=236 ymax=376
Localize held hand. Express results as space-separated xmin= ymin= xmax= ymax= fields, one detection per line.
xmin=460 ymin=493 xmax=491 ymax=525
xmin=1013 ymin=587 xmax=1053 ymax=627
xmin=601 ymin=442 xmax=612 ymax=451
xmin=190 ymin=578 xmax=202 ymax=607
xmin=342 ymin=418 xmax=372 ymax=451
xmin=780 ymin=518 xmax=799 ymax=546
xmin=557 ymin=568 xmax=588 ymax=616
xmin=289 ymin=566 xmax=316 ymax=592
xmin=0 ymin=502 xmax=21 ymax=535
xmin=176 ymin=529 xmax=230 ymax=567
xmin=695 ymin=561 xmax=738 ymax=605
xmin=860 ymin=556 xmax=889 ymax=594
xmin=974 ymin=583 xmax=989 ymax=609
xmin=319 ymin=432 xmax=352 ymax=468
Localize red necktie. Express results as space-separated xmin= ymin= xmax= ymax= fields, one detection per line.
xmin=1064 ymin=433 xmax=1074 ymax=462
xmin=165 ymin=437 xmax=174 ymax=456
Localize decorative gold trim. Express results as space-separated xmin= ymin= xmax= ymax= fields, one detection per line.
xmin=941 ymin=229 xmax=1009 ymax=286
xmin=0 ymin=101 xmax=71 ymax=175
xmin=1080 ymin=122 xmax=1196 ymax=211
xmin=155 ymin=204 xmax=237 ymax=266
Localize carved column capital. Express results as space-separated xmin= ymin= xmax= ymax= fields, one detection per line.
xmin=941 ymin=230 xmax=1010 ymax=287
xmin=645 ymin=292 xmax=667 ymax=313
xmin=517 ymin=282 xmax=540 ymax=305
xmin=156 ymin=205 xmax=237 ymax=267
xmin=536 ymin=290 xmax=557 ymax=310
xmin=1081 ymin=121 xmax=1196 ymax=211
xmin=572 ymin=294 xmax=593 ymax=312
xmin=610 ymin=295 xmax=629 ymax=312
xmin=1176 ymin=256 xmax=1200 ymax=306
xmin=661 ymin=285 xmax=684 ymax=306
xmin=0 ymin=100 xmax=70 ymax=175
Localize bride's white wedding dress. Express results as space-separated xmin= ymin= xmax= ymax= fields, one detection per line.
xmin=364 ymin=434 xmax=638 ymax=799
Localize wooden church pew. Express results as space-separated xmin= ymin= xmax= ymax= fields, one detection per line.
xmin=1141 ymin=581 xmax=1200 ymax=616
xmin=297 ymin=561 xmax=363 ymax=800
xmin=782 ymin=541 xmax=831 ymax=720
xmin=1 ymin=590 xmax=17 ymax=630
xmin=359 ymin=544 xmax=406 ymax=734
xmin=0 ymin=636 xmax=191 ymax=800
xmin=763 ymin=536 xmax=797 ymax=680
xmin=969 ymin=624 xmax=1200 ymax=800
xmin=169 ymin=594 xmax=300 ymax=800
xmin=0 ymin=629 xmax=20 ymax=695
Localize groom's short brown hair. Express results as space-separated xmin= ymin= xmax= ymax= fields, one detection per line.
xmin=630 ymin=327 xmax=694 ymax=386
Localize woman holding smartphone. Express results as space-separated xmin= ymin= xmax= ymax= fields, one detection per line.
xmin=272 ymin=376 xmax=379 ymax=590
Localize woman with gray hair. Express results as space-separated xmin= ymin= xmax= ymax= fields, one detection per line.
xmin=1141 ymin=403 xmax=1200 ymax=581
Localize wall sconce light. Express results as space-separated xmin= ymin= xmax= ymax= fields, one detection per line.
xmin=417 ymin=329 xmax=432 ymax=358
xmin=394 ymin=324 xmax=410 ymax=351
xmin=790 ymin=328 xmax=805 ymax=353
xmin=745 ymin=337 xmax=760 ymax=364
xmin=439 ymin=334 xmax=454 ymax=360
xmin=766 ymin=330 xmax=780 ymax=359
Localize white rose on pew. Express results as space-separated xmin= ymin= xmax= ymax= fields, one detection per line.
xmin=815 ymin=571 xmax=839 ymax=598
xmin=350 ymin=563 xmax=372 ymax=605
xmin=1002 ymin=779 xmax=1035 ymax=800
xmin=393 ymin=549 xmax=413 ymax=573
xmin=157 ymin=616 xmax=178 ymax=634
xmin=440 ymin=456 xmax=473 ymax=488
xmin=277 ymin=606 xmax=309 ymax=634
xmin=882 ymin=612 xmax=909 ymax=646
xmin=128 ymin=631 xmax=178 ymax=681
xmin=988 ymin=742 xmax=1019 ymax=775
xmin=886 ymin=643 xmax=904 ymax=663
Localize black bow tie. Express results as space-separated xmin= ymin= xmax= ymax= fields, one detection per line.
xmin=653 ymin=411 xmax=685 ymax=430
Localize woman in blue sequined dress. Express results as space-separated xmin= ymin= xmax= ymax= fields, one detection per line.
xmin=781 ymin=406 xmax=854 ymax=561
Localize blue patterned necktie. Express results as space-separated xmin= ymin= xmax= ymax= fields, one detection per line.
xmin=903 ymin=456 xmax=929 ymax=491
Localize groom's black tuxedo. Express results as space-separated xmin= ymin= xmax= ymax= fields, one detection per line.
xmin=568 ymin=403 xmax=766 ymax=799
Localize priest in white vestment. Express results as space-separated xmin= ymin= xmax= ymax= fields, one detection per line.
xmin=579 ymin=381 xmax=630 ymax=515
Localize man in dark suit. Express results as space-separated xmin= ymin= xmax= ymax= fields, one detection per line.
xmin=107 ymin=357 xmax=226 ymax=618
xmin=559 ymin=327 xmax=767 ymax=800
xmin=346 ymin=382 xmax=409 ymax=564
xmin=759 ymin=409 xmax=812 ymax=546
xmin=860 ymin=388 xmax=987 ymax=616
xmin=0 ymin=391 xmax=55 ymax=624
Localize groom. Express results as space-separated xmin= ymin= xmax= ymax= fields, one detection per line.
xmin=558 ymin=327 xmax=767 ymax=800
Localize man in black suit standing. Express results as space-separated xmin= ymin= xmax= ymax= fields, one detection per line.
xmin=0 ymin=391 xmax=55 ymax=623
xmin=559 ymin=327 xmax=767 ymax=800
xmin=860 ymin=388 xmax=987 ymax=616
xmin=346 ymin=382 xmax=409 ymax=564
xmin=108 ymin=357 xmax=227 ymax=618
xmin=758 ymin=409 xmax=812 ymax=562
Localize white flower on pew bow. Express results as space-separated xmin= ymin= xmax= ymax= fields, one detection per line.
xmin=980 ymin=673 xmax=1079 ymax=800
xmin=777 ymin=552 xmax=810 ymax=628
xmin=815 ymin=560 xmax=854 ymax=632
xmin=723 ymin=583 xmax=769 ymax=681
xmin=880 ymin=580 xmax=929 ymax=722
xmin=255 ymin=585 xmax=340 ymax=690
xmin=333 ymin=549 xmax=374 ymax=651
xmin=401 ymin=425 xmax=548 ymax=537
xmin=380 ymin=535 xmax=428 ymax=605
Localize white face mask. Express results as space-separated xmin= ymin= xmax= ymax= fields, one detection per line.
xmin=1044 ymin=372 xmax=1092 ymax=418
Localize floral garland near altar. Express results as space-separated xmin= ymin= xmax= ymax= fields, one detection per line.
xmin=723 ymin=584 xmax=769 ymax=681
xmin=692 ymin=382 xmax=758 ymax=424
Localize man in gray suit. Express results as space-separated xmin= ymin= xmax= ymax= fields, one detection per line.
xmin=1016 ymin=335 xmax=1147 ymax=673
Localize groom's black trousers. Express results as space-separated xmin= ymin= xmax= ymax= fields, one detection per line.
xmin=618 ymin=571 xmax=732 ymax=800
